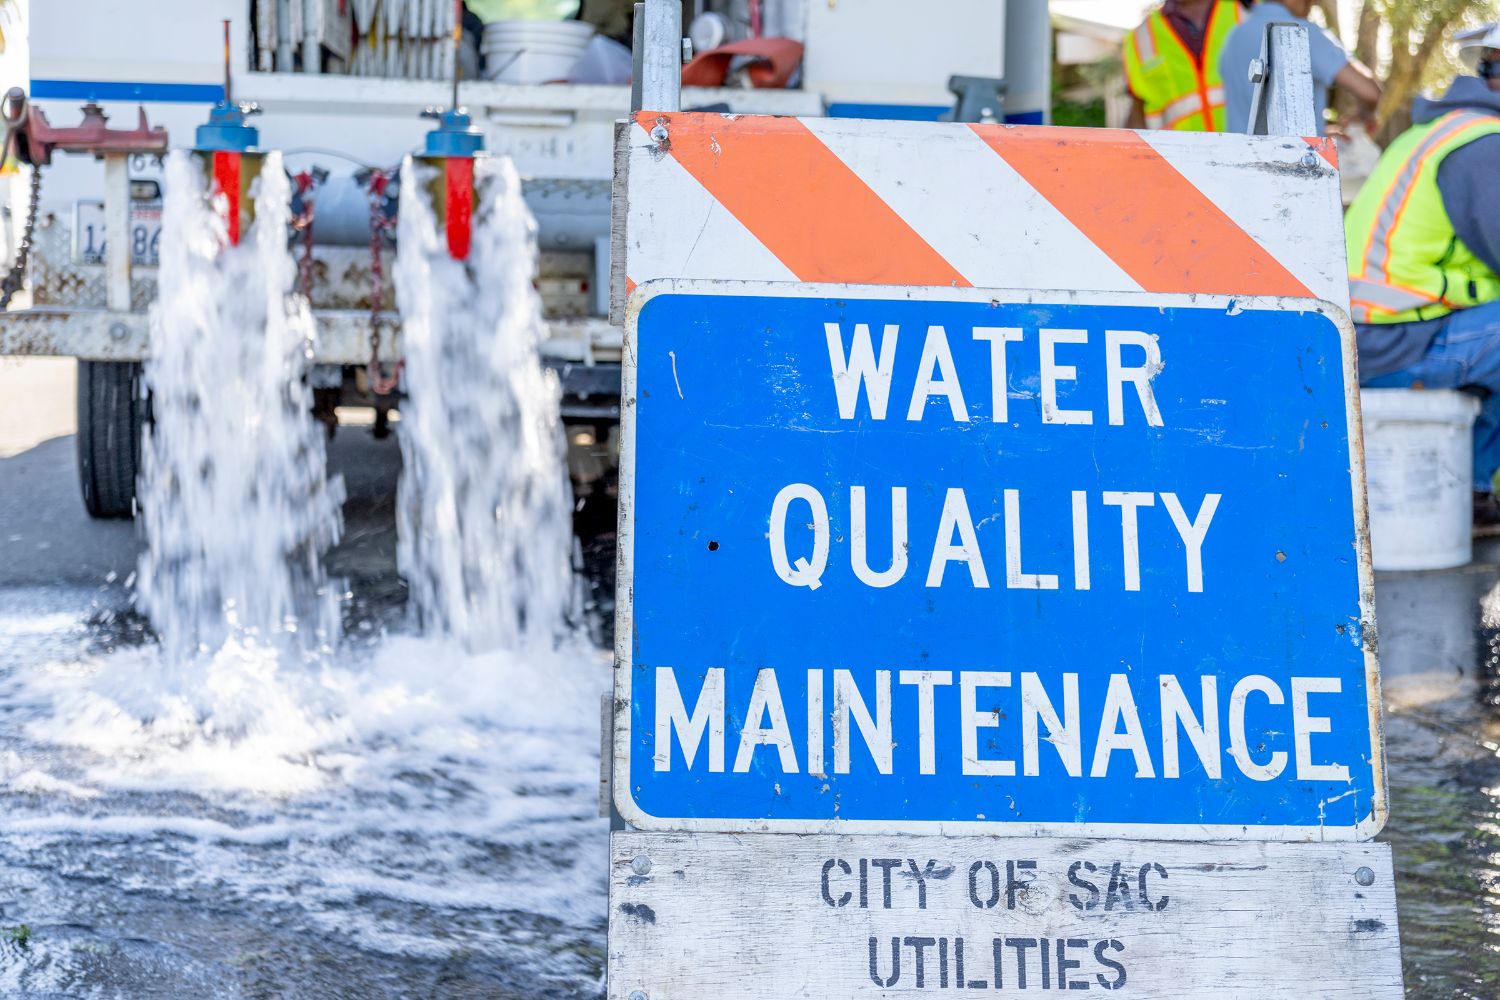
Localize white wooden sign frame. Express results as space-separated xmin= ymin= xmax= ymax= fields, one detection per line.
xmin=608 ymin=830 xmax=1404 ymax=999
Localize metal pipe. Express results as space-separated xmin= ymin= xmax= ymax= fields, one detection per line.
xmin=293 ymin=172 xmax=609 ymax=249
xmin=630 ymin=4 xmax=646 ymax=114
xmin=1002 ymin=0 xmax=1051 ymax=125
xmin=303 ymin=0 xmax=321 ymax=73
xmin=638 ymin=0 xmax=682 ymax=113
xmin=276 ymin=0 xmax=293 ymax=71
xmin=223 ymin=19 xmax=233 ymax=104
xmin=103 ymin=155 xmax=131 ymax=312
xmin=452 ymin=0 xmax=462 ymax=110
xmin=1248 ymin=23 xmax=1316 ymax=136
xmin=0 ymin=307 xmax=620 ymax=365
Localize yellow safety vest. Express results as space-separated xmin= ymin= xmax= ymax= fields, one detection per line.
xmin=1123 ymin=1 xmax=1245 ymax=131
xmin=1346 ymin=110 xmax=1500 ymax=325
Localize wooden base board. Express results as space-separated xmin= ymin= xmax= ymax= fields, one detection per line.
xmin=608 ymin=830 xmax=1402 ymax=998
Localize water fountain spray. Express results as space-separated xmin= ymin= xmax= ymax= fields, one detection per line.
xmin=392 ymin=4 xmax=574 ymax=651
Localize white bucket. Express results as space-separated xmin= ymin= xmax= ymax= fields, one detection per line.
xmin=1361 ymin=388 xmax=1481 ymax=571
xmin=485 ymin=47 xmax=585 ymax=83
xmin=482 ymin=19 xmax=594 ymax=83
xmin=483 ymin=19 xmax=595 ymax=43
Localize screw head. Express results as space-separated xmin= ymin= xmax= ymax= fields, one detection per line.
xmin=1354 ymin=866 xmax=1375 ymax=886
xmin=1301 ymin=151 xmax=1319 ymax=168
xmin=1248 ymin=57 xmax=1266 ymax=83
xmin=631 ymin=854 xmax=652 ymax=875
xmin=650 ymin=125 xmax=669 ymax=143
xmin=108 ymin=321 xmax=130 ymax=341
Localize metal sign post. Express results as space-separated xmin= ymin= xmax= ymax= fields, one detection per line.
xmin=630 ymin=0 xmax=681 ymax=114
xmin=1248 ymin=23 xmax=1318 ymax=136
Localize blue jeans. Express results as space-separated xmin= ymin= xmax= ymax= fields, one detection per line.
xmin=1362 ymin=300 xmax=1500 ymax=492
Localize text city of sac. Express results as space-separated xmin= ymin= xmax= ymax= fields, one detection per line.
xmin=649 ymin=319 xmax=1352 ymax=786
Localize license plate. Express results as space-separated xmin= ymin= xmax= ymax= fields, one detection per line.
xmin=73 ymin=199 xmax=162 ymax=267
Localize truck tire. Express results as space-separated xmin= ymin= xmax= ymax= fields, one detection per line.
xmin=76 ymin=360 xmax=145 ymax=519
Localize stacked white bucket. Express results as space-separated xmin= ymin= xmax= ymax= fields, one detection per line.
xmin=1361 ymin=389 xmax=1481 ymax=570
xmin=482 ymin=19 xmax=595 ymax=84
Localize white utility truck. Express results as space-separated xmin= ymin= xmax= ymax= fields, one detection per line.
xmin=0 ymin=0 xmax=1040 ymax=517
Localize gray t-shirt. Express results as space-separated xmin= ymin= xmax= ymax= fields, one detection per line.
xmin=1219 ymin=2 xmax=1350 ymax=134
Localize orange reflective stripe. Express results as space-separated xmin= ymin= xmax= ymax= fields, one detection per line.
xmin=1157 ymin=10 xmax=1210 ymax=131
xmin=1194 ymin=2 xmax=1225 ymax=125
xmin=1132 ymin=21 xmax=1158 ymax=64
xmin=973 ymin=125 xmax=1312 ymax=297
xmin=1355 ymin=112 xmax=1484 ymax=280
xmin=1349 ymin=274 xmax=1450 ymax=323
xmin=645 ymin=113 xmax=970 ymax=288
xmin=1162 ymin=94 xmax=1204 ymax=124
xmin=1162 ymin=109 xmax=1205 ymax=130
xmin=1161 ymin=93 xmax=1223 ymax=130
xmin=1148 ymin=2 xmax=1235 ymax=131
xmin=1382 ymin=116 xmax=1499 ymax=280
xmin=1349 ymin=279 xmax=1434 ymax=312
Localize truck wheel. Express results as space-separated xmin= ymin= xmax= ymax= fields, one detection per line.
xmin=76 ymin=360 xmax=145 ymax=519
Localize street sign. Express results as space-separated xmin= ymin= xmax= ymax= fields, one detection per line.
xmin=607 ymin=831 xmax=1403 ymax=999
xmin=614 ymin=280 xmax=1381 ymax=840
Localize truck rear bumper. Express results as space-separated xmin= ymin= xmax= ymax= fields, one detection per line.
xmin=0 ymin=307 xmax=622 ymax=366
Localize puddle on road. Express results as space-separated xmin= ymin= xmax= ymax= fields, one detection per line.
xmin=13 ymin=562 xmax=1500 ymax=998
xmin=0 ymin=587 xmax=609 ymax=999
xmin=1377 ymin=556 xmax=1500 ymax=999
xmin=4 ymin=144 xmax=1499 ymax=998
xmin=0 ymin=150 xmax=608 ymax=998
xmin=9 ymin=563 xmax=1500 ymax=997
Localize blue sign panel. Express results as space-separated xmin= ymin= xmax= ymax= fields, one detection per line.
xmin=615 ymin=281 xmax=1382 ymax=840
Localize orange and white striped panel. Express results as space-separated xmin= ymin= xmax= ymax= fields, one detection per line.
xmin=617 ymin=113 xmax=1348 ymax=311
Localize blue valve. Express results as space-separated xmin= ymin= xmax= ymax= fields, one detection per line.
xmin=421 ymin=106 xmax=485 ymax=158
xmin=195 ymin=101 xmax=261 ymax=153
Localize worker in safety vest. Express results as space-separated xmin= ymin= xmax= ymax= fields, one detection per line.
xmin=1124 ymin=0 xmax=1251 ymax=131
xmin=1350 ymin=24 xmax=1500 ymax=526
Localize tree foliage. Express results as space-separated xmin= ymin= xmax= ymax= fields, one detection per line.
xmin=1350 ymin=0 xmax=1497 ymax=140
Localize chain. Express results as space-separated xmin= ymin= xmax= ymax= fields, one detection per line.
xmin=0 ymin=163 xmax=41 ymax=310
xmin=291 ymin=170 xmax=316 ymax=300
xmin=366 ymin=168 xmax=402 ymax=395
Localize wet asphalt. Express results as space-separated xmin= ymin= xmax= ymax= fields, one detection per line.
xmin=5 ymin=359 xmax=1500 ymax=996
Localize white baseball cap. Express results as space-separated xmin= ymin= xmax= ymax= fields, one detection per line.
xmin=1456 ymin=22 xmax=1500 ymax=72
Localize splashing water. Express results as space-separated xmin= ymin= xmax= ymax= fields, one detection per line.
xmin=393 ymin=156 xmax=575 ymax=651
xmin=136 ymin=151 xmax=344 ymax=663
xmin=0 ymin=151 xmax=609 ymax=992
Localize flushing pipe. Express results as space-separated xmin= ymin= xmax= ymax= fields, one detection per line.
xmin=303 ymin=0 xmax=321 ymax=74
xmin=194 ymin=100 xmax=263 ymax=247
xmin=418 ymin=107 xmax=484 ymax=261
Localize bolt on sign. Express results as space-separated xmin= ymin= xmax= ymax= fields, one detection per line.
xmin=608 ymin=113 xmax=1399 ymax=998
